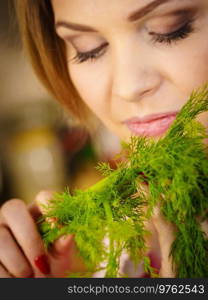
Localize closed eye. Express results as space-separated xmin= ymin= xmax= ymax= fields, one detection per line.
xmin=70 ymin=42 xmax=108 ymax=64
xmin=149 ymin=20 xmax=194 ymax=45
xmin=69 ymin=20 xmax=195 ymax=64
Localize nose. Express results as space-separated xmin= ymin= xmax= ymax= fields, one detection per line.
xmin=111 ymin=47 xmax=162 ymax=103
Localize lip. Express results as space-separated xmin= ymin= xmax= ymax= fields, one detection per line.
xmin=123 ymin=111 xmax=179 ymax=137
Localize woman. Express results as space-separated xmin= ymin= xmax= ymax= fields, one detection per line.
xmin=0 ymin=0 xmax=207 ymax=278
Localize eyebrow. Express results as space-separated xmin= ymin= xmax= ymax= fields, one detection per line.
xmin=55 ymin=0 xmax=173 ymax=32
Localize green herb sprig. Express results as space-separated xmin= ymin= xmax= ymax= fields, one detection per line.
xmin=38 ymin=83 xmax=208 ymax=278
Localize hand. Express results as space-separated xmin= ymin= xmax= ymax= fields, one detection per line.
xmin=149 ymin=205 xmax=177 ymax=277
xmin=35 ymin=190 xmax=86 ymax=277
xmin=0 ymin=190 xmax=86 ymax=278
xmin=145 ymin=204 xmax=208 ymax=278
xmin=137 ymin=182 xmax=177 ymax=277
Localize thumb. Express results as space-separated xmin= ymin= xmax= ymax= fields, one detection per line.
xmin=51 ymin=234 xmax=87 ymax=274
xmin=35 ymin=189 xmax=58 ymax=227
xmin=51 ymin=234 xmax=74 ymax=257
xmin=35 ymin=190 xmax=56 ymax=215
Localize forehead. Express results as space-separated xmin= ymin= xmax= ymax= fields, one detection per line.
xmin=51 ymin=0 xmax=141 ymax=16
xmin=51 ymin=0 xmax=196 ymax=32
xmin=51 ymin=0 xmax=156 ymax=24
xmin=51 ymin=0 xmax=197 ymax=36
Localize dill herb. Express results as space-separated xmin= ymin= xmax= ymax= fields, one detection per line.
xmin=38 ymin=83 xmax=208 ymax=278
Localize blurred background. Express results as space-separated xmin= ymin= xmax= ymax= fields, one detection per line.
xmin=0 ymin=1 xmax=121 ymax=205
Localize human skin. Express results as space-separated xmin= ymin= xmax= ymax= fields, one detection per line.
xmin=53 ymin=0 xmax=208 ymax=142
xmin=0 ymin=0 xmax=208 ymax=278
xmin=52 ymin=0 xmax=208 ymax=275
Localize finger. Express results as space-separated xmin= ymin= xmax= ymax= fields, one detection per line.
xmin=200 ymin=220 xmax=208 ymax=237
xmin=0 ymin=225 xmax=33 ymax=278
xmin=143 ymin=218 xmax=161 ymax=275
xmin=35 ymin=191 xmax=80 ymax=262
xmin=0 ymin=263 xmax=13 ymax=278
xmin=49 ymin=234 xmax=87 ymax=276
xmin=35 ymin=191 xmax=87 ymax=275
xmin=51 ymin=234 xmax=74 ymax=257
xmin=27 ymin=201 xmax=42 ymax=221
xmin=0 ymin=207 xmax=6 ymax=225
xmin=35 ymin=190 xmax=58 ymax=227
xmin=1 ymin=199 xmax=49 ymax=277
xmin=151 ymin=205 xmax=177 ymax=278
xmin=0 ymin=202 xmax=40 ymax=224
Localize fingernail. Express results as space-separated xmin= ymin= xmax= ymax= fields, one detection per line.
xmin=59 ymin=234 xmax=72 ymax=245
xmin=34 ymin=254 xmax=50 ymax=275
xmin=148 ymin=252 xmax=161 ymax=272
xmin=142 ymin=273 xmax=151 ymax=278
xmin=26 ymin=273 xmax=34 ymax=278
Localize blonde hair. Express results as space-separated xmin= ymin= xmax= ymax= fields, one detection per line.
xmin=15 ymin=0 xmax=98 ymax=132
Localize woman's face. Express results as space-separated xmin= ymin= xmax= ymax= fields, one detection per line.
xmin=52 ymin=0 xmax=208 ymax=143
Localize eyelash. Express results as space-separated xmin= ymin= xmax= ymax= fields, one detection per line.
xmin=149 ymin=20 xmax=194 ymax=44
xmin=70 ymin=20 xmax=194 ymax=64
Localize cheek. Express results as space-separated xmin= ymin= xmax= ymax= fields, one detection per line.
xmin=68 ymin=64 xmax=110 ymax=118
xmin=164 ymin=31 xmax=208 ymax=93
xmin=171 ymin=33 xmax=208 ymax=140
xmin=183 ymin=41 xmax=208 ymax=87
